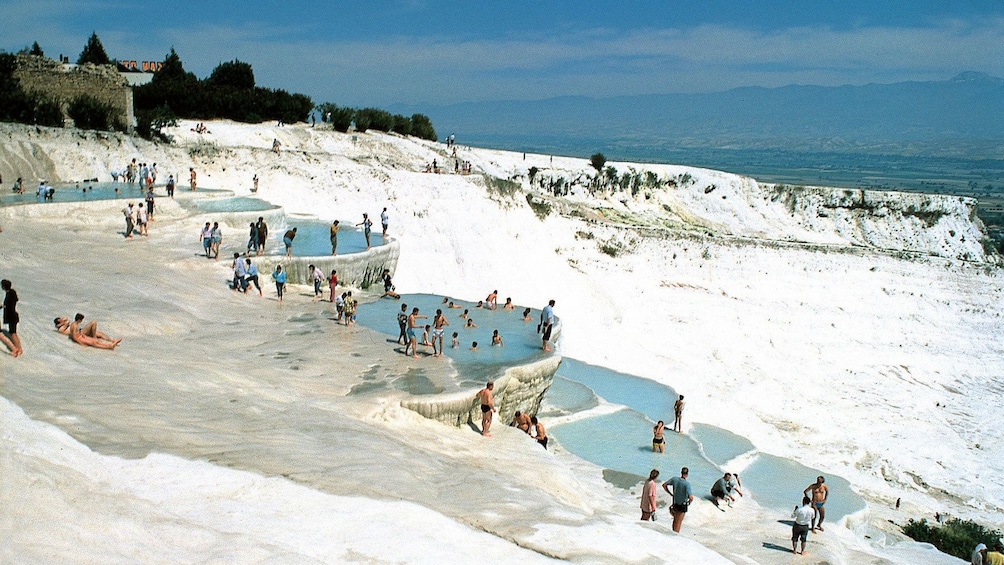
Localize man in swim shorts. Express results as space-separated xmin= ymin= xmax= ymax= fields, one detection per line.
xmin=652 ymin=420 xmax=665 ymax=453
xmin=662 ymin=467 xmax=694 ymax=533
xmin=404 ymin=307 xmax=427 ymax=359
xmin=431 ymin=308 xmax=449 ymax=357
xmin=61 ymin=313 xmax=122 ymax=349
xmin=510 ymin=410 xmax=531 ymax=434
xmin=804 ymin=476 xmax=829 ymax=532
xmin=477 ymin=381 xmax=496 ymax=436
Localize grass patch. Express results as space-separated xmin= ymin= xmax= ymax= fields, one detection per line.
xmin=526 ymin=194 xmax=552 ymax=220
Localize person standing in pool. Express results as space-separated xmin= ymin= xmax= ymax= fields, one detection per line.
xmin=485 ymin=290 xmax=498 ymax=310
xmin=432 ymin=308 xmax=449 ymax=357
xmin=396 ymin=303 xmax=409 ymax=345
xmin=641 ymin=469 xmax=660 ymax=521
xmin=255 ymin=217 xmax=268 ymax=256
xmin=662 ymin=466 xmax=694 ymax=533
xmin=189 ymin=167 xmax=197 ymax=191
xmin=404 ymin=307 xmax=427 ymax=359
xmin=541 ymin=299 xmax=555 ymax=352
xmin=271 ymin=265 xmax=286 ymax=302
xmin=380 ymin=207 xmax=389 ymax=238
xmin=673 ymin=394 xmax=685 ymax=433
xmin=652 ymin=420 xmax=665 ymax=453
xmin=804 ymin=476 xmax=829 ymax=532
xmin=0 ymin=279 xmax=23 ymax=358
xmin=329 ymin=220 xmax=339 ymax=255
xmin=283 ymin=227 xmax=297 ymax=258
xmin=357 ymin=213 xmax=373 ymax=250
xmin=477 ymin=381 xmax=496 ymax=436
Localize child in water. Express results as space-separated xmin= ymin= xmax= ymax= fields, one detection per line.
xmin=491 ymin=330 xmax=503 ymax=346
xmin=451 ymin=332 xmax=459 ymax=348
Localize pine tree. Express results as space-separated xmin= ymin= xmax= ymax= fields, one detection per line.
xmin=77 ymin=32 xmax=110 ymax=65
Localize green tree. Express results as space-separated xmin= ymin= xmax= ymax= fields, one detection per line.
xmin=410 ymin=113 xmax=437 ymax=141
xmin=207 ymin=59 xmax=255 ymax=89
xmin=590 ymin=153 xmax=606 ymax=173
xmin=317 ymin=103 xmax=355 ymax=132
xmin=68 ymin=94 xmax=123 ymax=131
xmin=391 ymin=114 xmax=413 ymax=136
xmin=29 ymin=42 xmax=44 ymax=57
xmin=77 ymin=32 xmax=111 ymax=65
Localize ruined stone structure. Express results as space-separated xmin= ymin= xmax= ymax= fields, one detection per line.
xmin=12 ymin=55 xmax=133 ymax=129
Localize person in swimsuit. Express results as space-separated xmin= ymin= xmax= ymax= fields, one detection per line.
xmin=381 ymin=269 xmax=399 ymax=299
xmin=511 ymin=410 xmax=532 ymax=434
xmin=641 ymin=469 xmax=660 ymax=521
xmin=804 ymin=476 xmax=829 ymax=532
xmin=420 ymin=325 xmax=432 ymax=346
xmin=404 ymin=307 xmax=427 ymax=359
xmin=57 ymin=313 xmax=122 ymax=350
xmin=189 ymin=167 xmax=197 ymax=191
xmin=477 ymin=382 xmax=496 ymax=436
xmin=431 ymin=308 xmax=449 ymax=357
xmin=663 ymin=467 xmax=694 ymax=533
xmin=329 ymin=220 xmax=339 ymax=255
xmin=503 ymin=297 xmax=514 ymax=310
xmin=465 ymin=318 xmax=477 ymax=328
xmin=522 ymin=307 xmax=532 ymax=321
xmin=652 ymin=420 xmax=665 ymax=453
xmin=451 ymin=332 xmax=459 ymax=348
xmin=357 ymin=213 xmax=372 ymax=250
xmin=531 ymin=416 xmax=547 ymax=449
xmin=491 ymin=329 xmax=503 ymax=346
xmin=328 ymin=270 xmax=338 ymax=302
xmin=673 ymin=394 xmax=685 ymax=433
xmin=485 ymin=290 xmax=498 ymax=310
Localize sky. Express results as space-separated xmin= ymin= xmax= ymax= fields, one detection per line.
xmin=3 ymin=0 xmax=1004 ymax=107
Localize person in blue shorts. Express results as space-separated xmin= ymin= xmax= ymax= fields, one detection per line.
xmin=803 ymin=476 xmax=829 ymax=532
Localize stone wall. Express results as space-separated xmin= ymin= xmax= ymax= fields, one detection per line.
xmin=12 ymin=55 xmax=133 ymax=129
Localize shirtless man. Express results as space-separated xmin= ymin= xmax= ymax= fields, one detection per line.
xmin=477 ymin=381 xmax=496 ymax=436
xmin=57 ymin=313 xmax=121 ymax=349
xmin=510 ymin=410 xmax=532 ymax=434
xmin=531 ymin=416 xmax=547 ymax=449
xmin=652 ymin=420 xmax=666 ymax=453
xmin=189 ymin=167 xmax=197 ymax=191
xmin=404 ymin=307 xmax=427 ymax=359
xmin=431 ymin=308 xmax=449 ymax=357
xmin=673 ymin=394 xmax=685 ymax=433
xmin=804 ymin=476 xmax=829 ymax=532
xmin=485 ymin=290 xmax=498 ymax=310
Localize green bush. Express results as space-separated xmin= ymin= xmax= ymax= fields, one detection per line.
xmin=68 ymin=94 xmax=121 ymax=131
xmin=902 ymin=518 xmax=1001 ymax=561
xmin=590 ymin=152 xmax=606 ymax=173
xmin=410 ymin=113 xmax=437 ymax=141
xmin=77 ymin=32 xmax=110 ymax=65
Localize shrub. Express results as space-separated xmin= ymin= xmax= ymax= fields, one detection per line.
xmin=902 ymin=517 xmax=1001 ymax=561
xmin=136 ymin=105 xmax=177 ymax=141
xmin=410 ymin=113 xmax=437 ymax=141
xmin=590 ymin=152 xmax=606 ymax=173
xmin=485 ymin=175 xmax=520 ymax=198
xmin=68 ymin=94 xmax=121 ymax=131
xmin=526 ymin=193 xmax=552 ymax=220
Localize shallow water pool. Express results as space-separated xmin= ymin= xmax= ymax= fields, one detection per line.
xmin=193 ymin=196 xmax=278 ymax=213
xmin=0 ymin=182 xmax=221 ymax=206
xmin=355 ymin=293 xmax=550 ymax=385
xmin=265 ymin=218 xmax=387 ymax=257
xmin=548 ymin=359 xmax=865 ymax=521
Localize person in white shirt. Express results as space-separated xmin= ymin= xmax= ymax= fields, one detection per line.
xmin=791 ymin=496 xmax=816 ymax=555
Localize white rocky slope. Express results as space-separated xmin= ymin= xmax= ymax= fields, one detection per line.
xmin=1 ymin=120 xmax=1000 ymax=564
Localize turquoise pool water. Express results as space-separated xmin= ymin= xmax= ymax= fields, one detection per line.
xmin=193 ymin=197 xmax=278 ymax=213
xmin=267 ymin=218 xmax=387 ymax=257
xmin=0 ymin=182 xmax=222 ymax=206
xmin=356 ymin=293 xmax=550 ymax=386
xmin=547 ymin=360 xmax=865 ymax=520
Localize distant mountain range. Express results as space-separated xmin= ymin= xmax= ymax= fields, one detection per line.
xmin=391 ymin=73 xmax=1004 ymax=158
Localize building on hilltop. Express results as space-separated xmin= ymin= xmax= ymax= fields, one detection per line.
xmin=11 ymin=54 xmax=135 ymax=130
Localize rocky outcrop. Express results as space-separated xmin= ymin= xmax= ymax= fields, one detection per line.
xmin=401 ymin=355 xmax=562 ymax=428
